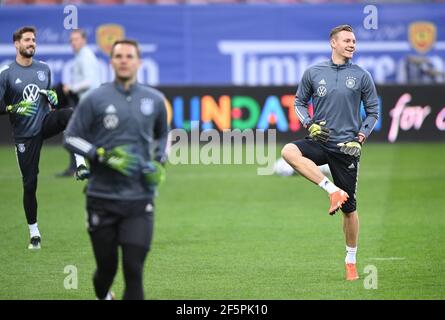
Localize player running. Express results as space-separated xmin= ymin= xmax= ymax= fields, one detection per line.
xmin=64 ymin=39 xmax=168 ymax=300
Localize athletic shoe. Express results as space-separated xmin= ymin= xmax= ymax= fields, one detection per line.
xmin=28 ymin=236 xmax=41 ymax=250
xmin=75 ymin=164 xmax=90 ymax=181
xmin=328 ymin=189 xmax=349 ymax=215
xmin=345 ymin=263 xmax=359 ymax=281
xmin=97 ymin=291 xmax=115 ymax=300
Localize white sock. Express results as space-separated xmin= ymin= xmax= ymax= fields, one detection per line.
xmin=318 ymin=177 xmax=339 ymax=194
xmin=28 ymin=223 xmax=40 ymax=238
xmin=345 ymin=246 xmax=357 ymax=264
xmin=75 ymin=154 xmax=86 ymax=167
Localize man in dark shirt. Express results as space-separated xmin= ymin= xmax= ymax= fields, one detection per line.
xmin=0 ymin=26 xmax=87 ymax=250
xmin=64 ymin=39 xmax=168 ymax=300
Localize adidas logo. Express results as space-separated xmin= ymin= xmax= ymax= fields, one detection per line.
xmin=319 ymin=79 xmax=326 ymax=85
xmin=105 ymin=104 xmax=116 ymax=114
xmin=15 ymin=78 xmax=22 ymax=84
xmin=348 ymin=163 xmax=355 ymax=169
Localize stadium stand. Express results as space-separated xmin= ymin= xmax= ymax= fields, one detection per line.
xmin=1 ymin=0 xmax=442 ymax=6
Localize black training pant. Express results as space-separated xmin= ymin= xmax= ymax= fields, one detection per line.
xmin=15 ymin=109 xmax=73 ymax=224
xmin=86 ymin=196 xmax=154 ymax=300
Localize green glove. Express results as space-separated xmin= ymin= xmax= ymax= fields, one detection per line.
xmin=96 ymin=145 xmax=139 ymax=176
xmin=308 ymin=120 xmax=330 ymax=143
xmin=39 ymin=89 xmax=58 ymax=106
xmin=143 ymin=161 xmax=166 ymax=187
xmin=6 ymin=100 xmax=37 ymax=117
xmin=337 ymin=140 xmax=362 ymax=157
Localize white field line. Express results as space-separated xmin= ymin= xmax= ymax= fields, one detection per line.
xmin=368 ymin=257 xmax=406 ymax=261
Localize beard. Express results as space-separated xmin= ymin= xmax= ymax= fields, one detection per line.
xmin=116 ymin=75 xmax=131 ymax=82
xmin=19 ymin=46 xmax=35 ymax=58
xmin=115 ymin=71 xmax=136 ymax=83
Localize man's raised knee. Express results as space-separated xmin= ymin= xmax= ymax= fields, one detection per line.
xmin=281 ymin=143 xmax=301 ymax=162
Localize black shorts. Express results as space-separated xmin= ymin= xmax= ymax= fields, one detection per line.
xmin=292 ymin=139 xmax=360 ymax=213
xmin=15 ymin=109 xmax=73 ymax=184
xmin=86 ymin=196 xmax=154 ymax=250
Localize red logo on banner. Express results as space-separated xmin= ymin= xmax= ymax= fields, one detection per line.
xmin=96 ymin=24 xmax=125 ymax=56
xmin=408 ymin=22 xmax=436 ymax=54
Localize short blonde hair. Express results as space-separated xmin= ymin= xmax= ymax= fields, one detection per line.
xmin=329 ymin=25 xmax=354 ymax=39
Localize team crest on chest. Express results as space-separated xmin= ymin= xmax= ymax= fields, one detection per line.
xmin=140 ymin=98 xmax=154 ymax=116
xmin=345 ymin=76 xmax=357 ymax=89
xmin=317 ymin=85 xmax=327 ymax=97
xmin=37 ymin=71 xmax=46 ymax=82
xmin=103 ymin=104 xmax=119 ymax=130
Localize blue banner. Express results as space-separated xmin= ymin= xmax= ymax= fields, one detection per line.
xmin=1 ymin=4 xmax=444 ymax=86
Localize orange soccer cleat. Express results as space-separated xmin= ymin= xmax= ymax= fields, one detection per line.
xmin=328 ymin=189 xmax=349 ymax=215
xmin=345 ymin=263 xmax=359 ymax=281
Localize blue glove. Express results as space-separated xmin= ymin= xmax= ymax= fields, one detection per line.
xmin=6 ymin=100 xmax=37 ymax=117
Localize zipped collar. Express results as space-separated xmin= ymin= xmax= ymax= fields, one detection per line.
xmin=329 ymin=59 xmax=352 ymax=69
xmin=113 ymin=80 xmax=138 ymax=94
xmin=14 ymin=59 xmax=34 ymax=69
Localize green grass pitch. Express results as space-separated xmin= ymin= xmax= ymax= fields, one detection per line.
xmin=0 ymin=143 xmax=444 ymax=300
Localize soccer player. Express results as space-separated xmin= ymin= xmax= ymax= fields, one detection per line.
xmin=0 ymin=26 xmax=87 ymax=250
xmin=64 ymin=39 xmax=168 ymax=300
xmin=281 ymin=25 xmax=379 ymax=281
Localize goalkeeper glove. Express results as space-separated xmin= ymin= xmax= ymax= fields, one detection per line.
xmin=337 ymin=134 xmax=366 ymax=157
xmin=39 ymin=89 xmax=58 ymax=107
xmin=308 ymin=120 xmax=330 ymax=143
xmin=96 ymin=145 xmax=139 ymax=176
xmin=143 ymin=161 xmax=166 ymax=187
xmin=6 ymin=100 xmax=37 ymax=117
